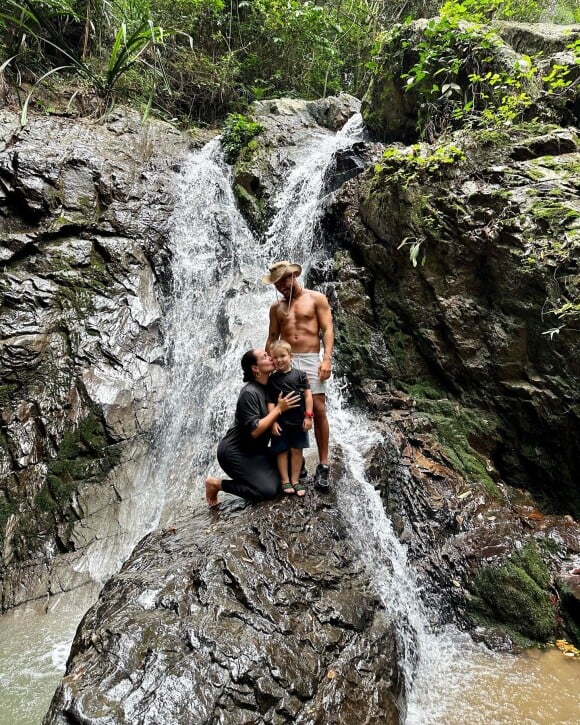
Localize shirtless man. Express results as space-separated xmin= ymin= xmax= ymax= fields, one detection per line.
xmin=263 ymin=261 xmax=333 ymax=490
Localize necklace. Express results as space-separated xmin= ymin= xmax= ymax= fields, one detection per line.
xmin=281 ymin=283 xmax=301 ymax=317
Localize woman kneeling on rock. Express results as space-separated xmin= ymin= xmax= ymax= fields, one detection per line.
xmin=205 ymin=348 xmax=300 ymax=507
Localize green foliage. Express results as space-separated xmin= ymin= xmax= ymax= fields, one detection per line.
xmin=377 ymin=141 xmax=466 ymax=178
xmin=439 ymin=0 xmax=580 ymax=24
xmin=221 ymin=112 xmax=263 ymax=163
xmin=439 ymin=0 xmax=544 ymax=23
xmin=372 ymin=140 xmax=466 ymax=268
xmin=0 ymin=0 xmax=170 ymax=116
xmin=1 ymin=0 xmax=578 ymax=125
xmin=400 ymin=17 xmax=541 ymax=139
xmin=0 ymin=0 xmax=388 ymax=123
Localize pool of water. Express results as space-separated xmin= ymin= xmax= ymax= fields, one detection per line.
xmin=407 ymin=627 xmax=580 ymax=724
xmin=0 ymin=586 xmax=98 ymax=725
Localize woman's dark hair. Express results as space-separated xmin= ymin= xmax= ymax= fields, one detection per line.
xmin=241 ymin=349 xmax=258 ymax=382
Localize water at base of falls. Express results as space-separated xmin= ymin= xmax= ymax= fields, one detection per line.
xmin=0 ymin=586 xmax=99 ymax=725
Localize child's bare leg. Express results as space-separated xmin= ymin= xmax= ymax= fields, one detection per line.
xmin=277 ymin=451 xmax=294 ymax=493
xmin=290 ymin=448 xmax=306 ymax=497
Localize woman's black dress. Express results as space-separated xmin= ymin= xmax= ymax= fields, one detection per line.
xmin=217 ymin=381 xmax=280 ymax=502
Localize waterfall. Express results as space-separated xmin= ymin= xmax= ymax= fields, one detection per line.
xmin=153 ymin=115 xmax=366 ymax=523
xmin=153 ymin=113 xmax=478 ymax=716
xmin=151 ymin=112 xmax=468 ymax=715
xmin=330 ymin=392 xmax=488 ymax=722
xmin=3 ymin=113 xmax=578 ymax=725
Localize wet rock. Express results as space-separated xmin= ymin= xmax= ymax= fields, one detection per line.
xmin=0 ymin=109 xmax=190 ymax=609
xmin=231 ymin=94 xmax=362 ymax=231
xmin=327 ymin=121 xmax=580 ymax=517
xmin=44 ymin=491 xmax=403 ymax=724
xmin=322 ymin=97 xmax=580 ymax=643
xmin=359 ymin=418 xmax=580 ymax=645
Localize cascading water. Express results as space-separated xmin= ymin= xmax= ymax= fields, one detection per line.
xmin=330 ymin=393 xmax=580 ymax=724
xmin=151 ymin=112 xmax=492 ymax=719
xmin=153 ymin=115 xmax=366 ymax=524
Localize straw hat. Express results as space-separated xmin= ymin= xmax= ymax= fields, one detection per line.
xmin=262 ymin=261 xmax=302 ymax=285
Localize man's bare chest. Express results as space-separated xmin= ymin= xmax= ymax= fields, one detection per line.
xmin=277 ymin=298 xmax=317 ymax=327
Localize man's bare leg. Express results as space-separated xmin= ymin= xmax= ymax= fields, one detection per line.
xmin=312 ymin=394 xmax=329 ymax=464
xmin=205 ymin=477 xmax=222 ymax=507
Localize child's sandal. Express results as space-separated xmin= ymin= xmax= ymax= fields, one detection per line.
xmin=282 ymin=482 xmax=295 ymax=495
xmin=293 ymin=481 xmax=306 ymax=497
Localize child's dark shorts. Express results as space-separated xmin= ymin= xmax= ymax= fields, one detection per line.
xmin=270 ymin=425 xmax=310 ymax=453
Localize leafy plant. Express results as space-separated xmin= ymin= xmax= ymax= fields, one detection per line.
xmin=221 ymin=113 xmax=263 ymax=163
xmin=398 ymin=16 xmax=543 ymax=139
xmin=0 ymin=0 xmax=170 ymax=116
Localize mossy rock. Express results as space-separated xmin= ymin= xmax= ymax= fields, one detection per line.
xmin=30 ymin=411 xmax=120 ymax=545
xmin=557 ymin=580 xmax=580 ymax=646
xmin=467 ymin=540 xmax=557 ymax=642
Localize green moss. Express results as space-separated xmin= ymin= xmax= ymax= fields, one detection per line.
xmin=531 ymin=200 xmax=580 ymax=225
xmin=468 ymin=540 xmax=557 ymax=642
xmin=34 ymin=412 xmax=119 ymax=518
xmin=467 ymin=610 xmax=538 ymax=648
xmin=335 ymin=315 xmax=375 ymax=384
xmin=376 ymin=142 xmax=466 ymax=182
xmin=412 ymin=399 xmax=499 ymax=494
xmin=432 ymin=413 xmax=497 ymax=493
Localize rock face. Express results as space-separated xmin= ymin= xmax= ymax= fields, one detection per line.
xmin=0 ymin=109 xmax=192 ymax=608
xmin=361 ymin=20 xmax=580 ymax=144
xmin=320 ymin=20 xmax=580 ymax=645
xmin=44 ymin=489 xmax=403 ymax=724
xmin=333 ymin=113 xmax=580 ymax=520
xmin=231 ymin=94 xmax=362 ymax=231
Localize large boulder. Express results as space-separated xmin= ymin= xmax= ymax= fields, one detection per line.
xmin=319 ymin=52 xmax=580 ymax=644
xmin=44 ymin=490 xmax=403 ymax=724
xmin=230 ymin=94 xmax=361 ymax=231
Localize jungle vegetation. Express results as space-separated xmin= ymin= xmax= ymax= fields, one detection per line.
xmin=0 ymin=0 xmax=578 ymax=125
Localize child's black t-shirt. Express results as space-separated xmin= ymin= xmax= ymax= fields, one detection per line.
xmin=266 ymin=368 xmax=310 ymax=427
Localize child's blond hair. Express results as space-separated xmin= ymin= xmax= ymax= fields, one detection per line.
xmin=270 ymin=339 xmax=292 ymax=356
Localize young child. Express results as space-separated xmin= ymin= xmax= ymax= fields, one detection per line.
xmin=266 ymin=340 xmax=313 ymax=497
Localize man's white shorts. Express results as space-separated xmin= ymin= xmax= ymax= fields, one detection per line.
xmin=292 ymin=353 xmax=329 ymax=395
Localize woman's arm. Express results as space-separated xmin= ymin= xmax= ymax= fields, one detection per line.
xmin=250 ymin=391 xmax=300 ymax=438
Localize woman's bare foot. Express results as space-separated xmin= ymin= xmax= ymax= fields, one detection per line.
xmin=205 ymin=477 xmax=221 ymax=507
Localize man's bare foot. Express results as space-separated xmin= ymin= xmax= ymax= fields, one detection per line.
xmin=205 ymin=477 xmax=221 ymax=508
